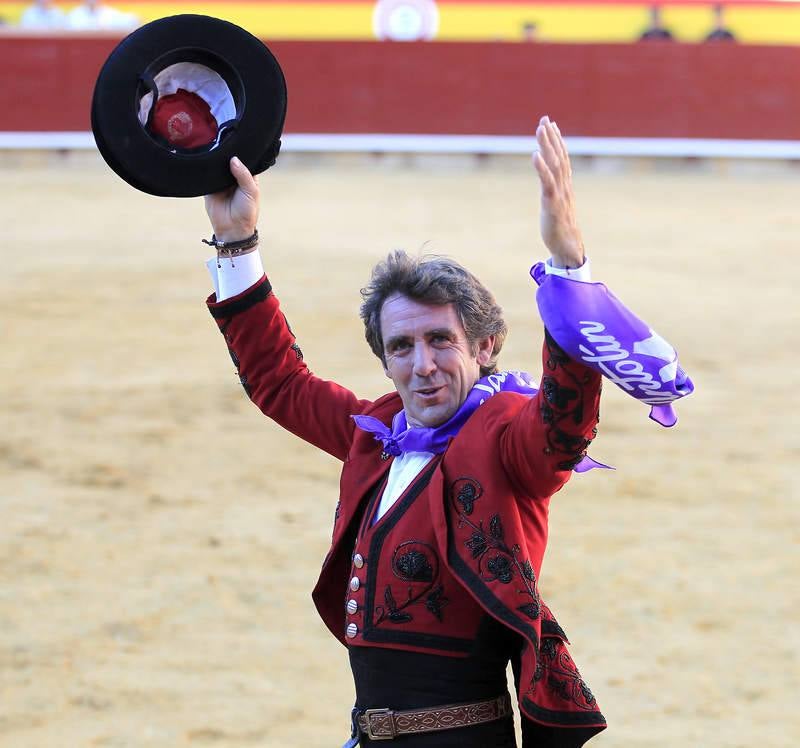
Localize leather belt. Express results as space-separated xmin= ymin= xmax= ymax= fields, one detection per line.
xmin=356 ymin=693 xmax=511 ymax=741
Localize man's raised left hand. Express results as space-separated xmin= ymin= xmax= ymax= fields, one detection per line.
xmin=533 ymin=116 xmax=585 ymax=269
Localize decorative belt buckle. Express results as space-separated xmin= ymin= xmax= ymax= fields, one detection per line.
xmin=364 ymin=708 xmax=395 ymax=740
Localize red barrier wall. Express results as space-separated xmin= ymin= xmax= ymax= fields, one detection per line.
xmin=2 ymin=35 xmax=800 ymax=139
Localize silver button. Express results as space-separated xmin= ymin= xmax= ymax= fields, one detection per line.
xmin=353 ymin=553 xmax=365 ymax=569
xmin=346 ymin=599 xmax=358 ymax=615
xmin=349 ymin=576 xmax=360 ymax=592
xmin=346 ymin=622 xmax=358 ymax=639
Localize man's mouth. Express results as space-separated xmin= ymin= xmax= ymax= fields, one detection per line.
xmin=413 ymin=385 xmax=443 ymax=398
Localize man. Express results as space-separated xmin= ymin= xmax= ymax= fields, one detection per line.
xmin=521 ymin=21 xmax=539 ymax=42
xmin=639 ymin=5 xmax=674 ymax=41
xmin=704 ymin=4 xmax=736 ymax=42
xmin=203 ymin=116 xmax=605 ymax=746
xmin=19 ymin=0 xmax=66 ymax=29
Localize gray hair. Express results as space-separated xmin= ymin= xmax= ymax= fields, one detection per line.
xmin=360 ymin=250 xmax=508 ymax=377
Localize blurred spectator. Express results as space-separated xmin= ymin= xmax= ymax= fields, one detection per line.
xmin=521 ymin=21 xmax=539 ymax=42
xmin=19 ymin=0 xmax=67 ymax=29
xmin=67 ymin=0 xmax=138 ymax=30
xmin=639 ymin=6 xmax=674 ymax=41
xmin=705 ymin=4 xmax=736 ymax=42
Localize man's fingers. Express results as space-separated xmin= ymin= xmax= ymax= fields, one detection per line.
xmin=550 ymin=122 xmax=572 ymax=179
xmin=537 ymin=120 xmax=561 ymax=176
xmin=533 ymin=151 xmax=555 ymax=196
xmin=230 ymin=156 xmax=258 ymax=198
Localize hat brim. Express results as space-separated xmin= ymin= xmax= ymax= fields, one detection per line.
xmin=91 ymin=14 xmax=287 ymax=198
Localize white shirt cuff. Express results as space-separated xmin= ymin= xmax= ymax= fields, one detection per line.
xmin=205 ymin=250 xmax=265 ymax=301
xmin=544 ymin=256 xmax=592 ymax=282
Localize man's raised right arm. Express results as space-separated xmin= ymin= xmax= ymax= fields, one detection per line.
xmin=204 ymin=157 xmax=371 ymax=461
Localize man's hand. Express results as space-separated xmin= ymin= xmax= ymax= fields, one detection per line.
xmin=533 ymin=116 xmax=585 ymax=269
xmin=203 ymin=156 xmax=260 ymax=242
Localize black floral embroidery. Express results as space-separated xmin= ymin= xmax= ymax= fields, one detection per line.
xmin=425 ymin=585 xmax=448 ymax=622
xmin=530 ymin=632 xmax=598 ymax=711
xmin=538 ymin=331 xmax=600 ymax=465
xmin=451 ymin=488 xmax=541 ymax=620
xmin=465 ymin=532 xmax=488 ymax=558
xmin=374 ymin=541 xmax=447 ymax=626
xmin=383 ymin=586 xmax=412 ymax=623
xmin=451 ymin=478 xmax=483 ymax=516
xmin=540 ymin=638 xmax=558 ymax=659
xmin=521 ymin=559 xmax=535 ymax=581
xmin=548 ymin=676 xmax=571 ymax=701
xmin=487 ymin=554 xmax=514 ymax=584
xmin=542 ymin=376 xmax=578 ymax=410
xmin=394 ymin=549 xmax=433 ymax=582
xmin=518 ymin=601 xmax=541 ymax=619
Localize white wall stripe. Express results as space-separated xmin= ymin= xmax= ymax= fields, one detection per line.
xmin=2 ymin=132 xmax=800 ymax=159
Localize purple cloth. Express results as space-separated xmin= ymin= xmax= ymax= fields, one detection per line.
xmin=531 ymin=262 xmax=694 ymax=427
xmin=352 ymin=370 xmax=537 ymax=456
xmin=352 ymin=370 xmax=611 ymax=473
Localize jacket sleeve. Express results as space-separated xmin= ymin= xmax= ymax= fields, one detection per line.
xmin=499 ymin=329 xmax=602 ymax=500
xmin=207 ymin=276 xmax=372 ymax=461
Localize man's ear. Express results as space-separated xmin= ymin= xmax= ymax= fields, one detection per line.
xmin=476 ymin=336 xmax=495 ymax=367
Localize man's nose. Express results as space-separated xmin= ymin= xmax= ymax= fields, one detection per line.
xmin=412 ymin=342 xmax=436 ymax=377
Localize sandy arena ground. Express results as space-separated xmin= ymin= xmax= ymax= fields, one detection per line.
xmin=1 ymin=153 xmax=798 ymax=748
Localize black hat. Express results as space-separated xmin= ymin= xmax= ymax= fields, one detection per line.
xmin=91 ymin=14 xmax=287 ymax=197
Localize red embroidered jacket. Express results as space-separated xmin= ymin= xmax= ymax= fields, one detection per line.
xmin=208 ymin=276 xmax=607 ymax=746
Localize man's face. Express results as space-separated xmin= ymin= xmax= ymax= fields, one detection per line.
xmin=380 ymin=294 xmax=494 ymax=428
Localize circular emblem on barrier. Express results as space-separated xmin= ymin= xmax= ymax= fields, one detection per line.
xmin=372 ymin=0 xmax=439 ymax=41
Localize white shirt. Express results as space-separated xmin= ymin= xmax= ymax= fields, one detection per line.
xmin=206 ymin=252 xmax=592 ymax=303
xmin=207 ymin=250 xmax=593 ymax=520
xmin=375 ymin=451 xmax=435 ymax=522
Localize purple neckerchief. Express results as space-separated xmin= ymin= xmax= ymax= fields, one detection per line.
xmin=352 ymin=371 xmax=535 ymax=456
xmin=352 ymin=370 xmax=611 ymax=473
xmin=531 ymin=262 xmax=694 ymax=427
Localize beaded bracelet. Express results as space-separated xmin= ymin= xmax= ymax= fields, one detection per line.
xmin=202 ymin=230 xmax=259 ymax=267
